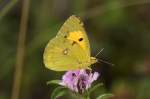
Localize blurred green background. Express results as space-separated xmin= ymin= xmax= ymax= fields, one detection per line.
xmin=0 ymin=0 xmax=150 ymax=99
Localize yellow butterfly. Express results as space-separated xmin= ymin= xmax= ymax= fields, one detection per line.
xmin=43 ymin=15 xmax=97 ymax=71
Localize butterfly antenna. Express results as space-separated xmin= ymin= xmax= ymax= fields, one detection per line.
xmin=97 ymin=59 xmax=114 ymax=66
xmin=95 ymin=48 xmax=104 ymax=57
xmin=95 ymin=48 xmax=114 ymax=66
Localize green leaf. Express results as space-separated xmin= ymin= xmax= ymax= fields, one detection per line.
xmin=51 ymin=86 xmax=68 ymax=99
xmin=89 ymin=83 xmax=103 ymax=94
xmin=47 ymin=80 xmax=61 ymax=85
xmin=96 ymin=93 xmax=114 ymax=99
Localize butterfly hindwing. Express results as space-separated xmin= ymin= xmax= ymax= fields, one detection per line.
xmin=44 ymin=36 xmax=89 ymax=71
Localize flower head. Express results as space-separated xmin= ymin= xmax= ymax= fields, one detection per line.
xmin=59 ymin=69 xmax=99 ymax=93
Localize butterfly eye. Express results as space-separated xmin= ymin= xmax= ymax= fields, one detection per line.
xmin=78 ymin=38 xmax=83 ymax=41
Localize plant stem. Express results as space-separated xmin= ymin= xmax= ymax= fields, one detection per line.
xmin=11 ymin=0 xmax=30 ymax=99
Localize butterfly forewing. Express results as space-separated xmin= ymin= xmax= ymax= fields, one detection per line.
xmin=57 ymin=15 xmax=91 ymax=56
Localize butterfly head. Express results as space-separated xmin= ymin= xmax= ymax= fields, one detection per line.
xmin=90 ymin=57 xmax=97 ymax=65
